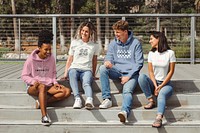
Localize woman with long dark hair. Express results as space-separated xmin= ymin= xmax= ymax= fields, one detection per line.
xmin=138 ymin=31 xmax=176 ymax=128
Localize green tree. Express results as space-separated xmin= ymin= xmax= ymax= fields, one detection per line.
xmin=52 ymin=0 xmax=70 ymax=53
xmin=78 ymin=0 xmax=95 ymax=14
xmin=109 ymin=0 xmax=144 ymax=14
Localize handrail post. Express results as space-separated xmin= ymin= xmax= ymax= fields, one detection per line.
xmin=52 ymin=17 xmax=57 ymax=62
xmin=156 ymin=17 xmax=160 ymax=31
xmin=18 ymin=18 xmax=21 ymax=59
xmin=190 ymin=16 xmax=195 ymax=64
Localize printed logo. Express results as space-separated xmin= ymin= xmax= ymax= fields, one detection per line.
xmin=79 ymin=48 xmax=88 ymax=56
xmin=117 ymin=50 xmax=131 ymax=58
xmin=35 ymin=66 xmax=49 ymax=77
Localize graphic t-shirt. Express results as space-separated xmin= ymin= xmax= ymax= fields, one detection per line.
xmin=68 ymin=39 xmax=100 ymax=70
xmin=148 ymin=50 xmax=176 ymax=81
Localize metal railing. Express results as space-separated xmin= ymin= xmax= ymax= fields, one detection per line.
xmin=0 ymin=14 xmax=200 ymax=64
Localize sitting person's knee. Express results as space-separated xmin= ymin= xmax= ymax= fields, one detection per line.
xmin=68 ymin=68 xmax=77 ymax=75
xmin=38 ymin=84 xmax=46 ymax=93
xmin=64 ymin=87 xmax=71 ymax=98
xmin=99 ymin=65 xmax=107 ymax=72
xmin=138 ymin=74 xmax=146 ymax=81
xmin=60 ymin=86 xmax=71 ymax=99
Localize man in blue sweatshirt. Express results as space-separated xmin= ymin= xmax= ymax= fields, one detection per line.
xmin=99 ymin=20 xmax=144 ymax=123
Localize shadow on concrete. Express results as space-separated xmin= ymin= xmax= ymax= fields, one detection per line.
xmin=172 ymin=80 xmax=200 ymax=93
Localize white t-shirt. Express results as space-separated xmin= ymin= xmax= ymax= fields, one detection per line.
xmin=68 ymin=39 xmax=100 ymax=71
xmin=148 ymin=50 xmax=176 ymax=81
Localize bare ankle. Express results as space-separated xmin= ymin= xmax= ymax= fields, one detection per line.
xmin=156 ymin=114 xmax=163 ymax=120
xmin=148 ymin=98 xmax=154 ymax=102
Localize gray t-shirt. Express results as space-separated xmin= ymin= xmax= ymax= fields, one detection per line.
xmin=68 ymin=39 xmax=100 ymax=70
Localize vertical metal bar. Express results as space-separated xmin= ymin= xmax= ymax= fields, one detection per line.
xmin=18 ymin=18 xmax=21 ymax=59
xmin=52 ymin=17 xmax=57 ymax=62
xmin=104 ymin=0 xmax=109 ymax=51
xmin=70 ymin=18 xmax=74 ymax=43
xmin=190 ymin=16 xmax=195 ymax=64
xmin=156 ymin=17 xmax=160 ymax=31
xmin=70 ymin=0 xmax=74 ymax=43
xmin=170 ymin=0 xmax=173 ymax=14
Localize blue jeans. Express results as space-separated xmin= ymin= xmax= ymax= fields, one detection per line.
xmin=138 ymin=74 xmax=173 ymax=115
xmin=99 ymin=65 xmax=138 ymax=116
xmin=68 ymin=68 xmax=93 ymax=99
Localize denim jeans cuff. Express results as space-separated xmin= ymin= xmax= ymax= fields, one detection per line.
xmin=157 ymin=112 xmax=163 ymax=116
xmin=103 ymin=97 xmax=111 ymax=100
xmin=146 ymin=95 xmax=153 ymax=99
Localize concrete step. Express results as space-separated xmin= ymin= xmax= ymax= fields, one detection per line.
xmin=0 ymin=64 xmax=200 ymax=132
xmin=1 ymin=121 xmax=200 ymax=133
xmin=0 ymin=92 xmax=199 ymax=107
xmin=1 ymin=79 xmax=200 ymax=93
xmin=0 ymin=106 xmax=200 ymax=121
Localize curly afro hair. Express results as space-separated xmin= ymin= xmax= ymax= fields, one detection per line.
xmin=38 ymin=30 xmax=53 ymax=47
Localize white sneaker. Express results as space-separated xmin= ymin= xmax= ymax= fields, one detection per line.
xmin=99 ymin=99 xmax=112 ymax=109
xmin=73 ymin=97 xmax=82 ymax=109
xmin=118 ymin=111 xmax=127 ymax=123
xmin=85 ymin=97 xmax=94 ymax=110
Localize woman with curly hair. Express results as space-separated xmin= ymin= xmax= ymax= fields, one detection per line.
xmin=21 ymin=30 xmax=71 ymax=126
xmin=63 ymin=21 xmax=100 ymax=110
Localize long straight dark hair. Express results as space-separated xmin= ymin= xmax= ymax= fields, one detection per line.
xmin=149 ymin=31 xmax=171 ymax=53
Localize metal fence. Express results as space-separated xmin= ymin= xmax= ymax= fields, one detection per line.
xmin=0 ymin=14 xmax=200 ymax=64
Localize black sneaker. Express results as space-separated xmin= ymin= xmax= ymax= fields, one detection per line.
xmin=41 ymin=115 xmax=51 ymax=126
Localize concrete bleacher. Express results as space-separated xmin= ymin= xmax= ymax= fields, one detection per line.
xmin=0 ymin=62 xmax=200 ymax=133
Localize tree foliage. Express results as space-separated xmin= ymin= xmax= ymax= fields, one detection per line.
xmin=0 ymin=0 xmax=197 ymax=14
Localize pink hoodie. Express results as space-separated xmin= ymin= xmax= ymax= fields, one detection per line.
xmin=21 ymin=49 xmax=58 ymax=86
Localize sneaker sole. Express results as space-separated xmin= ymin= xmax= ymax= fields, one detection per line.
xmin=85 ymin=103 xmax=94 ymax=110
xmin=73 ymin=106 xmax=82 ymax=109
xmin=118 ymin=113 xmax=126 ymax=123
xmin=42 ymin=123 xmax=51 ymax=126
xmin=99 ymin=106 xmax=107 ymax=109
xmin=99 ymin=105 xmax=112 ymax=109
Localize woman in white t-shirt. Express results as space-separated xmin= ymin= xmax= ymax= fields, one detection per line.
xmin=62 ymin=21 xmax=100 ymax=110
xmin=138 ymin=31 xmax=176 ymax=128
